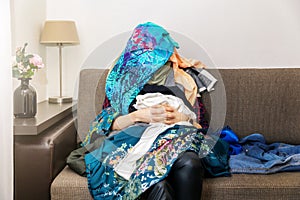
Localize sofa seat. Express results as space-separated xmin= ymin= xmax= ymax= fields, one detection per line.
xmin=51 ymin=166 xmax=92 ymax=200
xmin=202 ymin=172 xmax=300 ymax=200
xmin=51 ymin=166 xmax=300 ymax=200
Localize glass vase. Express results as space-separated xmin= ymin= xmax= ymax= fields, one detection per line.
xmin=14 ymin=78 xmax=37 ymax=118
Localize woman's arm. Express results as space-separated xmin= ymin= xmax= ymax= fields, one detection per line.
xmin=112 ymin=104 xmax=201 ymax=131
xmin=111 ymin=105 xmax=167 ymax=130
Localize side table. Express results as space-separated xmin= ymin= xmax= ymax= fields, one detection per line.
xmin=14 ymin=101 xmax=77 ymax=200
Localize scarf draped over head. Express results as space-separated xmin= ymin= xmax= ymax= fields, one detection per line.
xmin=105 ymin=22 xmax=179 ymax=114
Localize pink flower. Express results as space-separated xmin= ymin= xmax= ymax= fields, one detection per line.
xmin=12 ymin=43 xmax=45 ymax=79
xmin=29 ymin=54 xmax=44 ymax=69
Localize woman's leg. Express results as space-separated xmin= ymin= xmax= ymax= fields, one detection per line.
xmin=167 ymin=151 xmax=204 ymax=200
xmin=142 ymin=179 xmax=175 ymax=200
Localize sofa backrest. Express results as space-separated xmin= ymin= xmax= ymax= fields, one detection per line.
xmin=77 ymin=69 xmax=108 ymax=143
xmin=77 ymin=68 xmax=300 ymax=144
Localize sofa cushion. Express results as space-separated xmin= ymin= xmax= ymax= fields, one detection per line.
xmin=77 ymin=69 xmax=108 ymax=143
xmin=52 ymin=166 xmax=300 ymax=200
xmin=51 ymin=166 xmax=92 ymax=200
xmin=202 ymin=172 xmax=300 ymax=200
xmin=202 ymin=68 xmax=300 ymax=144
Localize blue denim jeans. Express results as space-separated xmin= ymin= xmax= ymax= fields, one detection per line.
xmin=229 ymin=133 xmax=300 ymax=174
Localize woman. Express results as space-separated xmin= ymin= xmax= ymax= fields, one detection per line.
xmin=83 ymin=22 xmax=212 ymax=200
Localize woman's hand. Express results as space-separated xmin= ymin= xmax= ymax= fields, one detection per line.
xmin=112 ymin=105 xmax=167 ymax=130
xmin=163 ymin=104 xmax=202 ymax=128
xmin=131 ymin=105 xmax=167 ymax=123
xmin=112 ymin=104 xmax=201 ymax=131
xmin=132 ymin=104 xmax=189 ymax=125
xmin=163 ymin=104 xmax=189 ymax=125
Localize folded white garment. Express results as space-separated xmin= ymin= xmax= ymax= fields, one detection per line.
xmin=134 ymin=93 xmax=196 ymax=121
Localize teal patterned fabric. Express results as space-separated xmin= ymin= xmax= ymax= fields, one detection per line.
xmin=82 ymin=107 xmax=119 ymax=146
xmin=85 ymin=124 xmax=209 ymax=200
xmin=105 ymin=22 xmax=179 ymax=115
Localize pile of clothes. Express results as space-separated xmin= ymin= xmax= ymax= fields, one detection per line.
xmin=220 ymin=126 xmax=300 ymax=174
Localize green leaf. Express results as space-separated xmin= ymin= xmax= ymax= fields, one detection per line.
xmin=12 ymin=69 xmax=20 ymax=78
xmin=27 ymin=70 xmax=34 ymax=78
xmin=30 ymin=63 xmax=38 ymax=70
xmin=16 ymin=56 xmax=21 ymax=63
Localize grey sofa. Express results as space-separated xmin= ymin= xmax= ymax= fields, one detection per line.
xmin=51 ymin=68 xmax=300 ymax=200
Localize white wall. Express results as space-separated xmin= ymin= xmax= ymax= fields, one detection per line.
xmin=45 ymin=0 xmax=300 ymax=98
xmin=11 ymin=0 xmax=47 ymax=102
xmin=0 ymin=0 xmax=13 ymax=199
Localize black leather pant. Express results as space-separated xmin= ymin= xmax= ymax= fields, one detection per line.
xmin=142 ymin=151 xmax=204 ymax=200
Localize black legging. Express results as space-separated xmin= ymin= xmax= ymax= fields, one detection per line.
xmin=142 ymin=151 xmax=204 ymax=200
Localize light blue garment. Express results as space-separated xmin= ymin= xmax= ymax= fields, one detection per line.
xmin=229 ymin=133 xmax=300 ymax=174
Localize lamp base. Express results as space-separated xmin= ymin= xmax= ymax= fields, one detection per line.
xmin=49 ymin=96 xmax=72 ymax=104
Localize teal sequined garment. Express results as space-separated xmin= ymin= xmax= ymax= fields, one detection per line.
xmin=105 ymin=22 xmax=179 ymax=115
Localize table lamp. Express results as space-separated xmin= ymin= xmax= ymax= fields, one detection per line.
xmin=40 ymin=20 xmax=79 ymax=103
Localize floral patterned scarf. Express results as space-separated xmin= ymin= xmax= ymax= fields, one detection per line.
xmin=105 ymin=22 xmax=179 ymax=115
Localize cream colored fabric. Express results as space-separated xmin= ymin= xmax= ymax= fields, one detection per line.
xmin=147 ymin=62 xmax=172 ymax=85
xmin=169 ymin=49 xmax=201 ymax=105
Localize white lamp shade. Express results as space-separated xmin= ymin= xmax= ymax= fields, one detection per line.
xmin=40 ymin=20 xmax=79 ymax=45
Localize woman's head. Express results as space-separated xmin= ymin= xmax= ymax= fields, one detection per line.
xmin=105 ymin=22 xmax=179 ymax=114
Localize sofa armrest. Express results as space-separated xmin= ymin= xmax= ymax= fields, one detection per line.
xmin=14 ymin=115 xmax=77 ymax=200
